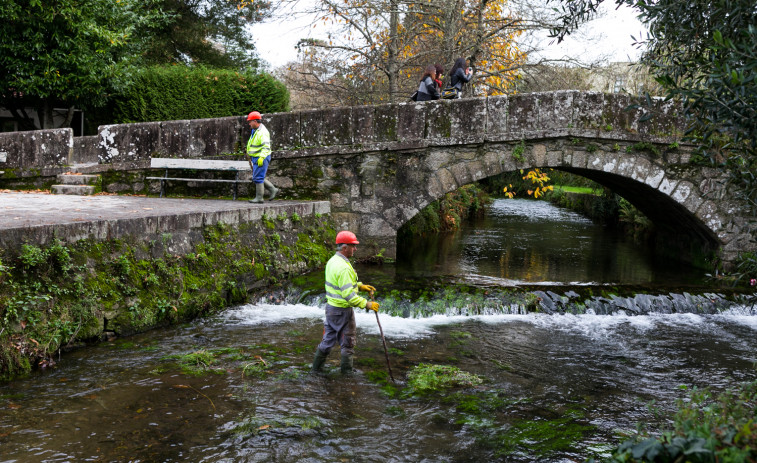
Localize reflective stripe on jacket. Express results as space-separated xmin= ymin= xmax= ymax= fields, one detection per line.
xmin=324 ymin=253 xmax=367 ymax=309
xmin=246 ymin=124 xmax=272 ymax=160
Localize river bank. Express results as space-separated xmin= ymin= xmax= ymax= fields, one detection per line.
xmin=0 ymin=193 xmax=335 ymax=381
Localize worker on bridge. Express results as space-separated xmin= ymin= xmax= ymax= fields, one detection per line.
xmin=245 ymin=111 xmax=278 ymax=203
xmin=312 ymin=231 xmax=380 ymax=374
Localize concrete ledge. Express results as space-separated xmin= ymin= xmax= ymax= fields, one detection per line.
xmin=0 ymin=193 xmax=330 ymax=255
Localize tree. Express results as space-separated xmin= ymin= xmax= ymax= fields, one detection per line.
xmin=549 ymin=0 xmax=757 ymax=205
xmin=141 ymin=0 xmax=272 ymax=69
xmin=0 ymin=0 xmax=167 ymax=130
xmin=281 ymin=0 xmax=526 ymax=105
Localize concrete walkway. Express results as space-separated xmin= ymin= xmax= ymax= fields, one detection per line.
xmin=0 ymin=191 xmax=330 ymax=249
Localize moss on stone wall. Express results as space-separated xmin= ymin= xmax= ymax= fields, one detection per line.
xmin=399 ymin=184 xmax=490 ymax=238
xmin=0 ymin=213 xmax=335 ymax=382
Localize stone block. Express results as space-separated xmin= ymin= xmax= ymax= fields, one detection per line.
xmin=321 ymin=107 xmax=353 ymax=146
xmin=449 ymin=162 xmax=472 ymax=186
xmin=99 ymin=122 xmax=160 ymax=164
xmin=397 ymin=102 xmax=425 ymax=141
xmin=508 ymin=93 xmax=539 ymax=137
xmin=187 ymin=118 xmax=219 ymax=158
xmin=552 ymin=90 xmax=577 ymax=130
xmin=466 ymin=160 xmax=486 ymax=182
xmin=600 ymin=151 xmax=621 ymax=174
xmin=425 ymin=100 xmax=452 ymax=139
xmin=482 ymin=150 xmax=503 ymax=176
xmin=631 ymin=157 xmax=652 ymax=183
xmin=573 ymin=92 xmax=604 ymax=132
xmin=638 ymin=98 xmax=684 ymax=141
xmin=0 ymin=128 xmax=72 ymax=168
xmin=486 ymin=95 xmax=508 ymax=136
xmin=268 ymin=112 xmax=301 ymax=150
xmin=530 ymin=144 xmax=548 ymax=166
xmin=374 ymin=104 xmax=399 ymax=143
xmin=72 ymin=135 xmax=99 ymax=165
xmin=159 ymin=120 xmax=192 ymax=157
xmin=448 ymin=98 xmax=487 ymax=141
xmin=642 ymin=164 xmax=664 ymax=188
xmin=352 ymin=105 xmax=375 ymax=144
xmin=616 ymin=155 xmax=637 ymax=179
xmin=695 ymin=201 xmax=723 ymax=234
xmin=198 ymin=116 xmax=240 ymax=156
xmin=603 ymin=92 xmax=633 ymax=133
xmin=570 ymin=149 xmax=588 ymax=169
xmin=657 ymin=176 xmax=679 ymax=196
xmin=299 ymin=109 xmax=322 ymax=147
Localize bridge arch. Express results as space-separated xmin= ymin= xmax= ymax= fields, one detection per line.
xmin=396 ymin=141 xmax=722 ymax=262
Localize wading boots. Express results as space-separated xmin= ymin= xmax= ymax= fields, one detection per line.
xmin=249 ymin=183 xmax=265 ymax=203
xmin=340 ymin=354 xmax=354 ymax=375
xmin=263 ymin=179 xmax=278 ymax=199
xmin=312 ymin=349 xmax=328 ymax=372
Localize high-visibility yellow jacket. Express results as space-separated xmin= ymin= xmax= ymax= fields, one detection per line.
xmin=246 ymin=124 xmax=271 ymax=160
xmin=324 ymin=253 xmax=367 ymax=309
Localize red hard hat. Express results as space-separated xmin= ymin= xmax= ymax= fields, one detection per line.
xmin=335 ymin=231 xmax=359 ymax=245
xmin=247 ymin=111 xmax=262 ymax=121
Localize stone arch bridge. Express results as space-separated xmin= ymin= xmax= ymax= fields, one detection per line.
xmin=1 ymin=91 xmax=754 ymax=268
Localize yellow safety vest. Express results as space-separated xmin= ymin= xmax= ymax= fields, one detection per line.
xmin=324 ymin=253 xmax=367 ymax=309
xmin=246 ymin=124 xmax=271 ymax=160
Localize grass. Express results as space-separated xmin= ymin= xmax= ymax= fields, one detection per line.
xmin=552 ymin=185 xmax=602 ymax=195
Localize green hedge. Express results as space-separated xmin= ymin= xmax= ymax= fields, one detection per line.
xmin=112 ymin=66 xmax=289 ymax=123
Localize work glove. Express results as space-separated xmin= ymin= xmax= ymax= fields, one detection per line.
xmin=359 ymin=284 xmax=376 ymax=293
xmin=257 ymin=157 xmax=264 ymax=167
xmin=365 ymin=301 xmax=379 ymax=312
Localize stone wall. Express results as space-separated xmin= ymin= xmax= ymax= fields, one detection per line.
xmin=0 ymin=201 xmax=335 ymax=381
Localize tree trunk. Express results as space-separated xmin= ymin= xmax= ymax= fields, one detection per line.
xmin=387 ymin=0 xmax=399 ymax=103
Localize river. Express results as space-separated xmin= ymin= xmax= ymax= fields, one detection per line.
xmin=1 ymin=199 xmax=755 ymax=462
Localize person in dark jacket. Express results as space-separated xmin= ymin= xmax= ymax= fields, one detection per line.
xmin=448 ymin=57 xmax=473 ymax=98
xmin=434 ymin=64 xmax=445 ymax=91
xmin=416 ymin=65 xmax=441 ymax=101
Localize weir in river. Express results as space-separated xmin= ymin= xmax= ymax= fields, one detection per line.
xmin=1 ymin=197 xmax=755 ymax=462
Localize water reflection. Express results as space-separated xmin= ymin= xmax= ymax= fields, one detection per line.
xmin=398 ymin=198 xmax=707 ymax=286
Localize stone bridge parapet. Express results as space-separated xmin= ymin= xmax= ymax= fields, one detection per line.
xmin=0 ymin=92 xmax=753 ymax=269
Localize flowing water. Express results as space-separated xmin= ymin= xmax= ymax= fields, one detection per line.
xmin=1 ymin=199 xmax=756 ymax=462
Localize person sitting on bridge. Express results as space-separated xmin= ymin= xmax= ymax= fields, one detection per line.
xmin=245 ymin=111 xmax=278 ymax=203
xmin=312 ymin=231 xmax=380 ymax=375
xmin=416 ymin=65 xmax=441 ymax=101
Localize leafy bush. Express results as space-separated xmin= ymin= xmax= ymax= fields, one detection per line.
xmin=112 ymin=65 xmax=289 ymax=123
xmin=596 ymin=380 xmax=757 ymax=463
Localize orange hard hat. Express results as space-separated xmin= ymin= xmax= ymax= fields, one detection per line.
xmin=335 ymin=231 xmax=359 ymax=245
xmin=247 ymin=111 xmax=262 ymax=121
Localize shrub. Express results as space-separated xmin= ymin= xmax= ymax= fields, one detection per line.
xmin=112 ymin=65 xmax=289 ymax=123
xmin=596 ymin=380 xmax=757 ymax=463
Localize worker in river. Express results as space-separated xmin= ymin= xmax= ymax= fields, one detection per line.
xmin=245 ymin=111 xmax=278 ymax=203
xmin=311 ymin=231 xmax=379 ymax=374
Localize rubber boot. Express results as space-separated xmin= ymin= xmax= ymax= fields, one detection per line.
xmin=248 ymin=183 xmax=265 ymax=203
xmin=263 ymin=179 xmax=278 ymax=200
xmin=312 ymin=349 xmax=328 ymax=372
xmin=340 ymin=354 xmax=354 ymax=375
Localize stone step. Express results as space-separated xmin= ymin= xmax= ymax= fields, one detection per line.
xmin=51 ymin=184 xmax=96 ymax=195
xmin=56 ymin=173 xmax=100 ymax=185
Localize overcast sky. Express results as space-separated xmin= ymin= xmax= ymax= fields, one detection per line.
xmin=251 ymin=1 xmax=648 ymax=69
